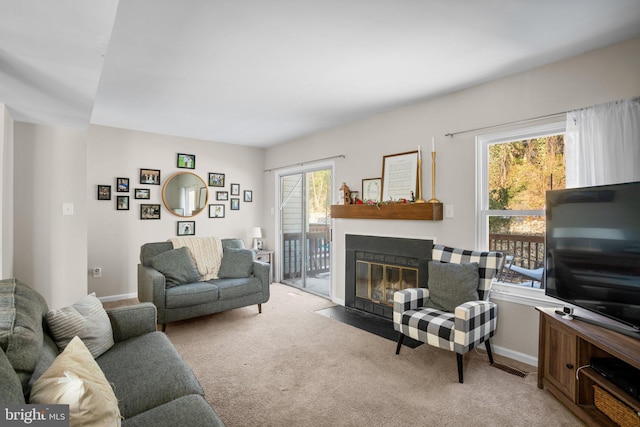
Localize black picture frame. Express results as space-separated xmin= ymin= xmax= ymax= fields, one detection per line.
xmin=177 ymin=153 xmax=196 ymax=169
xmin=117 ymin=196 xmax=129 ymax=210
xmin=231 ymin=198 xmax=240 ymax=210
xmin=216 ymin=191 xmax=228 ymax=201
xmin=243 ymin=190 xmax=253 ymax=202
xmin=134 ymin=188 xmax=150 ymax=199
xmin=177 ymin=221 xmax=195 ymax=236
xmin=209 ymin=204 xmax=225 ymax=218
xmin=140 ymin=168 xmax=161 ymax=185
xmin=140 ymin=204 xmax=161 ymax=220
xmin=230 ymin=183 xmax=240 ymax=196
xmin=208 ymin=173 xmax=225 ymax=187
xmin=97 ymin=185 xmax=111 ymax=200
xmin=117 ymin=177 xmax=129 ymax=192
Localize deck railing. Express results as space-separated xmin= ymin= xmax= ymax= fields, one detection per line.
xmin=489 ymin=233 xmax=545 ymax=285
xmin=282 ymin=230 xmax=330 ymax=280
xmin=281 ymin=231 xmax=543 ymax=284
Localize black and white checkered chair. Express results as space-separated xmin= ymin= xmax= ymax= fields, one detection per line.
xmin=393 ymin=244 xmax=504 ymax=383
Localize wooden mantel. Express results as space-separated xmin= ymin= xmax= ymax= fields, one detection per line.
xmin=331 ymin=203 xmax=443 ymax=220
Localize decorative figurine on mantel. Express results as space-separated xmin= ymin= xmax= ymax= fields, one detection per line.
xmin=338 ymin=182 xmax=351 ymax=205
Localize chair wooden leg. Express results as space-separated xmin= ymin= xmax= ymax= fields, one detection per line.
xmin=457 ymin=353 xmax=464 ymax=383
xmin=395 ymin=333 xmax=405 ymax=355
xmin=258 ymin=304 xmax=262 ymax=314
xmin=161 ymin=323 xmax=166 ymax=333
xmin=485 ymin=340 xmax=494 ymax=365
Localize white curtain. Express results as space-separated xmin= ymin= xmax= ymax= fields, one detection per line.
xmin=565 ymin=97 xmax=640 ymax=188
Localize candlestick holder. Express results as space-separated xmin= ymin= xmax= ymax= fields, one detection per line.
xmin=415 ymin=157 xmax=426 ymax=203
xmin=428 ymin=152 xmax=440 ymax=203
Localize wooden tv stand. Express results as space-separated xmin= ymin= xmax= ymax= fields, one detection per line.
xmin=536 ymin=307 xmax=640 ymax=426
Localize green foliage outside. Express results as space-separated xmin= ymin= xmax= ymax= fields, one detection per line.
xmin=488 ymin=135 xmax=565 ymax=235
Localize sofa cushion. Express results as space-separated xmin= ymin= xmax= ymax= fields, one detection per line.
xmin=215 ymin=277 xmax=263 ymax=300
xmin=221 ymin=238 xmax=245 ymax=249
xmin=149 ymin=247 xmax=202 ymax=288
xmin=218 ymin=248 xmax=255 ymax=278
xmin=46 ymin=293 xmax=115 ymax=358
xmin=0 ymin=278 xmax=49 ymax=393
xmin=96 ymin=332 xmax=203 ymax=419
xmin=140 ymin=242 xmax=174 ymax=267
xmin=165 ymin=282 xmax=220 ymax=309
xmin=122 ymin=394 xmax=225 ymax=427
xmin=425 ymin=261 xmax=480 ymax=312
xmin=30 ymin=336 xmax=121 ymax=426
xmin=0 ymin=347 xmax=25 ymax=404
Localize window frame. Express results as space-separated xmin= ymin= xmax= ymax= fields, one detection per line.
xmin=476 ymin=121 xmax=566 ymax=306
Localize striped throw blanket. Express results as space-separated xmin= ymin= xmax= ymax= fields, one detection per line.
xmin=168 ymin=236 xmax=223 ymax=280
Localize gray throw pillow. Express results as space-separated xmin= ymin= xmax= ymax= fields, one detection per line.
xmin=218 ymin=248 xmax=255 ymax=278
xmin=425 ymin=261 xmax=480 ymax=312
xmin=46 ymin=293 xmax=114 ymax=358
xmin=149 ymin=247 xmax=201 ymax=288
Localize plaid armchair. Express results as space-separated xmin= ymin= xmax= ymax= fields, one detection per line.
xmin=393 ymin=245 xmax=504 ymax=383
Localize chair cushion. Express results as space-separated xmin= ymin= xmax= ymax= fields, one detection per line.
xmin=165 ymin=282 xmax=219 ymax=309
xmin=425 ymin=261 xmax=479 ymax=312
xmin=30 ymin=336 xmax=121 ymax=425
xmin=46 ymin=293 xmax=115 ymax=358
xmin=96 ymin=332 xmax=203 ymax=419
xmin=214 ymin=277 xmax=263 ymax=300
xmin=218 ymin=248 xmax=255 ymax=278
xmin=398 ymin=308 xmax=455 ymax=351
xmin=149 ymin=247 xmax=202 ymax=288
xmin=431 ymin=245 xmax=503 ymax=300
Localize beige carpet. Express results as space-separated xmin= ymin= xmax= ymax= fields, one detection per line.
xmin=158 ymin=284 xmax=583 ymax=427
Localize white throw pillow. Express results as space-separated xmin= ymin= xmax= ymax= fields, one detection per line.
xmin=30 ymin=336 xmax=121 ymax=426
xmin=46 ymin=293 xmax=114 ymax=358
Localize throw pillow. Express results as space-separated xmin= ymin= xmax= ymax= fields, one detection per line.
xmin=425 ymin=261 xmax=480 ymax=312
xmin=46 ymin=293 xmax=114 ymax=359
xmin=218 ymin=248 xmax=255 ymax=278
xmin=30 ymin=336 xmax=122 ymax=426
xmin=149 ymin=246 xmax=201 ymax=287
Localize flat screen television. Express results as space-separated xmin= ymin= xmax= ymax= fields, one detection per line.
xmin=545 ymin=181 xmax=640 ymax=337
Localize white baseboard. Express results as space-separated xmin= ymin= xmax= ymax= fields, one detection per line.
xmin=98 ymin=292 xmax=138 ymax=303
xmin=332 ymin=297 xmax=345 ymax=306
xmin=492 ymin=344 xmax=538 ymax=367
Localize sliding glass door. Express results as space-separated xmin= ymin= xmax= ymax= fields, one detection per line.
xmin=280 ymin=168 xmax=331 ymax=297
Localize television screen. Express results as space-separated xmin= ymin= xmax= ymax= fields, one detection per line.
xmin=545 ymin=181 xmax=640 ymax=331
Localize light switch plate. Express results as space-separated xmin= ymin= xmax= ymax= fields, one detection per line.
xmin=62 ymin=203 xmax=74 ymax=216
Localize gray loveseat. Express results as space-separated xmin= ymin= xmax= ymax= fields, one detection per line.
xmin=0 ymin=279 xmax=224 ymax=426
xmin=138 ymin=238 xmax=270 ymax=331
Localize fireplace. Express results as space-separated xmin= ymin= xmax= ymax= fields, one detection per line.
xmin=345 ymin=235 xmax=432 ymax=319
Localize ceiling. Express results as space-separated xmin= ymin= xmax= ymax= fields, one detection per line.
xmin=2 ymin=1 xmax=639 ymax=148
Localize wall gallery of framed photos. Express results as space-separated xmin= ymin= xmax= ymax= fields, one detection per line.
xmin=95 ymin=153 xmax=254 ymax=235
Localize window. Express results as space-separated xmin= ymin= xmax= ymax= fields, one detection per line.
xmin=477 ymin=122 xmax=565 ymax=296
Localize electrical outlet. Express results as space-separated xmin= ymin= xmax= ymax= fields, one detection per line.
xmin=93 ymin=267 xmax=102 ymax=278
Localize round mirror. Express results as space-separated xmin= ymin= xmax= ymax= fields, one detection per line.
xmin=162 ymin=172 xmax=208 ymax=217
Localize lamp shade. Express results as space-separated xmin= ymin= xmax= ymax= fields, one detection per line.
xmin=250 ymin=227 xmax=262 ymax=239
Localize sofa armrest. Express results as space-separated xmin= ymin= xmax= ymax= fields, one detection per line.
xmin=252 ymin=260 xmax=270 ymax=293
xmin=107 ymin=303 xmax=157 ymax=342
xmin=138 ymin=264 xmax=167 ymax=309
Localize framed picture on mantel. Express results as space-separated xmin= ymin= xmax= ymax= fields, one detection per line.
xmin=381 ymin=151 xmax=418 ymax=202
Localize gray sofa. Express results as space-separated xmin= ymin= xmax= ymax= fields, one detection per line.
xmin=0 ymin=279 xmax=224 ymax=426
xmin=138 ymin=238 xmax=270 ymax=331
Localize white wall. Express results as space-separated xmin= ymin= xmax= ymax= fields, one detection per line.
xmin=86 ymin=125 xmax=266 ymax=299
xmin=263 ymin=37 xmax=640 ymax=362
xmin=13 ymin=123 xmax=88 ymax=309
xmin=1 ymin=105 xmax=14 ymax=279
